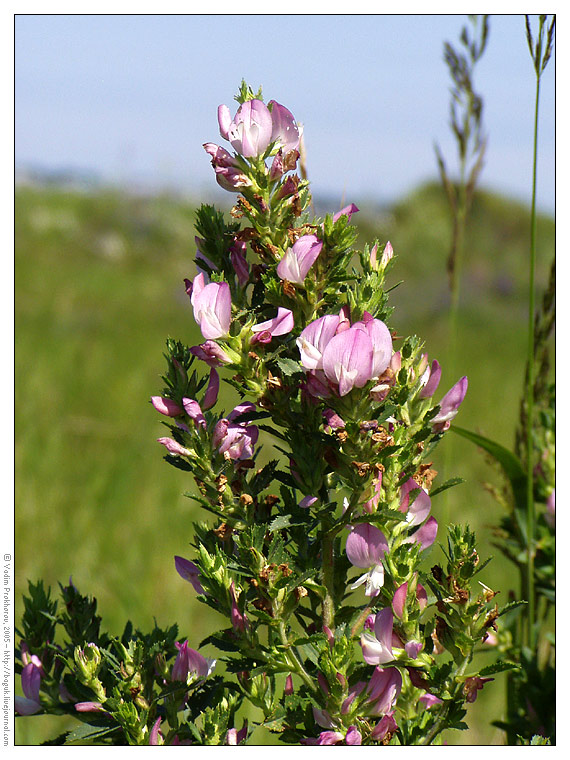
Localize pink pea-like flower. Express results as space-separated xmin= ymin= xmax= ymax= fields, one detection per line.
xmin=419 ymin=358 xmax=442 ymax=398
xmin=365 ymin=666 xmax=403 ymax=716
xmin=463 ymin=676 xmax=493 ymax=703
xmin=403 ymin=516 xmax=439 ymax=551
xmin=352 ymin=312 xmax=393 ymax=379
xmin=361 ymin=608 xmax=395 ymax=665
xmin=174 ymin=556 xmax=205 ymax=595
xmin=203 ymin=142 xmax=252 ymax=192
xmin=213 ymin=403 xmax=259 ymax=461
xmin=157 ymin=437 xmax=192 ymax=457
xmin=191 ymin=340 xmax=232 ymax=367
xmin=276 ymin=235 xmax=323 ymax=285
xmin=297 ymin=314 xmax=342 ymax=371
xmin=399 ymin=478 xmax=432 ymax=527
xmin=171 ymin=640 xmax=216 ymax=682
xmin=15 ymin=659 xmax=42 ymax=716
xmin=346 ymin=523 xmax=389 ymax=597
xmin=218 ymin=99 xmax=274 ymax=158
xmin=431 ymin=376 xmax=468 ymax=432
xmin=268 ymin=99 xmax=300 ymax=153
xmin=190 ymin=273 xmax=232 ymax=340
xmin=251 ymin=307 xmax=294 ymax=344
xmin=151 ymin=396 xmax=183 ymax=417
xmin=229 ymin=582 xmax=249 ymax=633
xmin=371 ymin=712 xmax=398 ymax=741
xmin=321 ymin=327 xmax=374 ymax=397
xmin=333 ymin=203 xmax=359 ymax=223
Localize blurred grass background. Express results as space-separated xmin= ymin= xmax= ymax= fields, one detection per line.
xmin=14 ymin=181 xmax=554 ymax=744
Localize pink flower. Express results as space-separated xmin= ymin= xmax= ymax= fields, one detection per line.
xmin=251 ymin=307 xmax=294 ymax=344
xmin=174 ymin=556 xmax=205 ymax=595
xmin=74 ymin=701 xmax=104 ymax=713
xmin=297 ymin=314 xmax=342 ymax=371
xmin=182 ymin=398 xmax=207 ymax=428
xmin=405 ymin=640 xmax=423 ymax=659
xmin=229 ymin=582 xmax=249 ymax=633
xmin=419 ymin=693 xmax=443 ymax=708
xmin=313 ymin=731 xmax=345 ymax=745
xmin=419 ymin=358 xmax=442 ymax=398
xmin=203 ymin=142 xmax=251 ymax=192
xmin=431 ymin=376 xmax=468 ymax=432
xmin=322 ymin=327 xmax=375 ymax=396
xmin=157 ymin=437 xmax=192 ymax=457
xmin=151 ymin=396 xmax=183 ymax=417
xmin=226 ymin=719 xmax=248 ymax=745
xmin=346 ymin=523 xmax=389 ymax=597
xmin=191 ymin=341 xmax=232 ymax=367
xmin=172 ymin=641 xmax=216 ymax=682
xmin=399 ymin=478 xmax=432 ymax=527
xmin=352 ymin=312 xmax=393 ymax=378
xmin=365 ymin=667 xmax=402 ymax=716
xmin=404 ymin=516 xmax=439 ymax=551
xmin=268 ymin=100 xmax=300 ymax=153
xmin=364 ymin=473 xmax=382 ymax=513
xmin=149 ymin=717 xmax=164 ymax=745
xmin=333 ymin=203 xmax=359 ymax=223
xmin=202 ymin=368 xmax=220 ymax=410
xmin=15 ymin=658 xmax=42 ymax=716
xmin=213 ymin=403 xmax=259 ymax=460
xmin=297 ymin=312 xmax=393 ymax=397
xmin=276 ymin=234 xmax=323 ymax=284
xmin=392 ymin=579 xmax=428 ymax=619
xmin=361 ymin=608 xmax=395 ymax=665
xmin=345 ymin=726 xmax=362 ymax=745
xmin=371 ymin=712 xmax=398 ymax=741
xmin=463 ymin=676 xmax=493 ymax=703
xmin=230 ymin=242 xmax=250 ymax=286
xmin=218 ymin=99 xmax=273 ymax=158
xmin=190 ymin=274 xmax=232 ymax=340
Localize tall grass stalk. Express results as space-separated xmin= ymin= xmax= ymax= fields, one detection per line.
xmin=435 ymin=15 xmax=488 ymax=518
xmin=523 ymin=13 xmax=555 ymax=650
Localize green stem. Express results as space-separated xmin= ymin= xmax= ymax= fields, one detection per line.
xmin=321 ymin=533 xmax=335 ymax=631
xmin=420 ymin=653 xmax=471 ymax=746
xmin=277 ymin=620 xmax=317 ymax=693
xmin=525 ymin=67 xmax=541 ymax=651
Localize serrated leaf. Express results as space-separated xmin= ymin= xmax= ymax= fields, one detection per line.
xmin=275 ymin=357 xmax=303 ymax=376
xmin=479 ymin=660 xmax=520 ymax=677
xmin=269 ymin=514 xmax=293 ymax=532
xmin=497 ymin=599 xmax=527 ymax=617
xmin=65 ymin=723 xmax=118 ymax=744
xmin=430 ymin=478 xmax=465 ymax=498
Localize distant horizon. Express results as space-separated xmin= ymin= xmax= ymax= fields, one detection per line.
xmin=15 ymin=157 xmax=554 ymax=220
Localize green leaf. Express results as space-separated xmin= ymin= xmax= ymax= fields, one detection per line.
xmin=479 ymin=660 xmax=521 ymax=677
xmin=269 ymin=514 xmax=294 ymax=532
xmin=275 ymin=357 xmax=303 ymax=376
xmin=451 ymin=426 xmax=527 ymax=514
xmin=497 ymin=599 xmax=527 ymax=617
xmin=429 ymin=477 xmax=465 ymax=498
xmin=65 ymin=723 xmax=118 ymax=744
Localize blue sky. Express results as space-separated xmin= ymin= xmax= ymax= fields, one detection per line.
xmin=15 ymin=13 xmax=555 ymax=212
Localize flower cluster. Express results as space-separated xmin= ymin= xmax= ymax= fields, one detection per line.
xmin=16 ymin=82 xmax=504 ymax=748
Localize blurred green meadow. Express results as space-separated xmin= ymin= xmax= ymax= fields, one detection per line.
xmin=14 ymin=182 xmax=554 ymax=744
